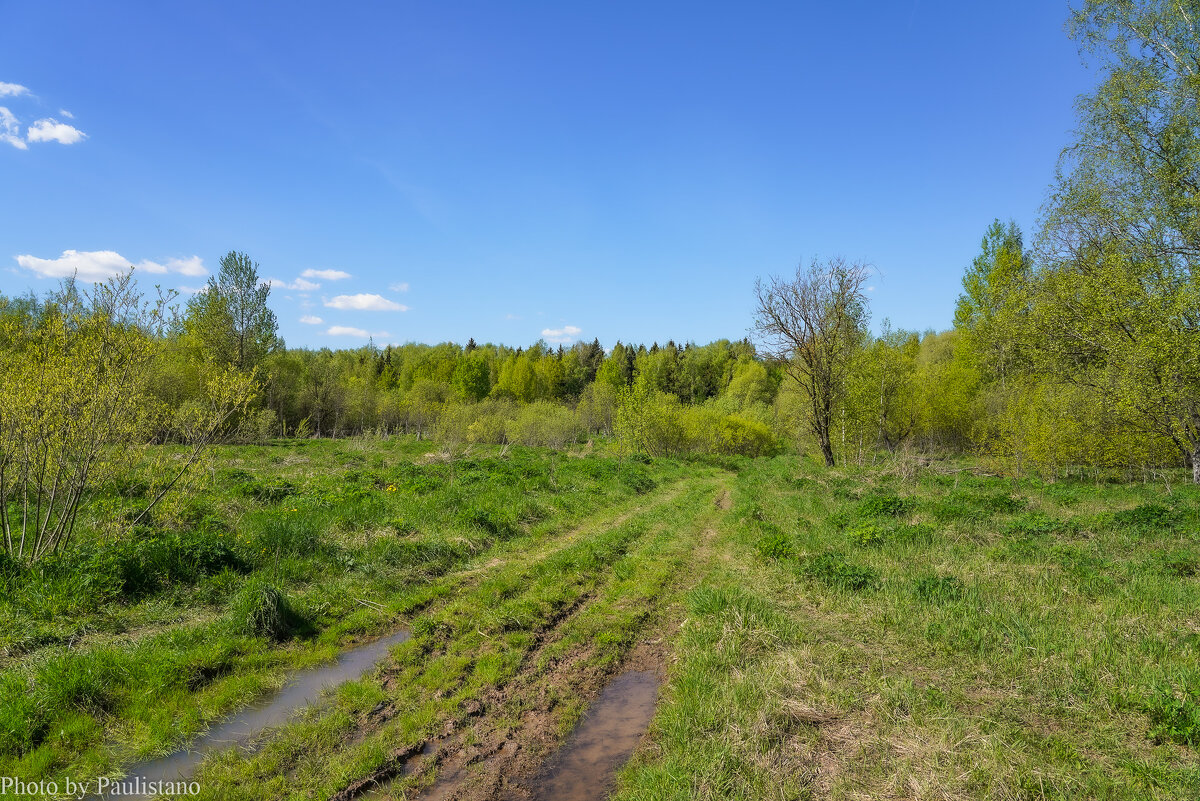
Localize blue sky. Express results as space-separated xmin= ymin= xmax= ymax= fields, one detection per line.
xmin=1 ymin=2 xmax=1096 ymax=350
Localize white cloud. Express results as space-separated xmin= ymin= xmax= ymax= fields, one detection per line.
xmin=388 ymin=282 xmax=409 ymax=292
xmin=0 ymin=83 xmax=28 ymax=98
xmin=16 ymin=250 xmax=206 ymax=282
xmin=505 ymin=313 xmax=520 ymax=320
xmin=58 ymin=108 xmax=73 ymax=119
xmin=325 ymin=293 xmax=407 ymax=312
xmin=300 ymin=315 xmax=324 ymax=325
xmin=27 ymin=118 xmax=86 ymax=145
xmin=177 ymin=285 xmax=206 ymax=295
xmin=301 ymin=268 xmax=351 ymax=281
xmin=867 ymin=285 xmax=876 ymax=292
xmin=0 ymin=107 xmax=27 ymax=150
xmin=133 ymin=256 xmax=207 ymax=277
xmin=269 ymin=277 xmax=321 ymax=291
xmin=326 ymin=326 xmax=390 ymax=338
xmin=542 ymin=325 xmax=582 ymax=344
xmin=166 ymin=256 xmax=207 ymax=276
xmin=17 ymin=249 xmax=130 ymax=282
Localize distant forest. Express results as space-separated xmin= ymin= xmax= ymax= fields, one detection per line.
xmin=1 ymin=0 xmax=1198 ymax=501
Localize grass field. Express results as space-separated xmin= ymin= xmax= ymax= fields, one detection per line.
xmin=0 ymin=439 xmax=1197 ymax=799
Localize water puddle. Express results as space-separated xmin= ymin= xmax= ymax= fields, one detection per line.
xmin=527 ymin=669 xmax=659 ymax=801
xmin=98 ymin=628 xmax=411 ymax=799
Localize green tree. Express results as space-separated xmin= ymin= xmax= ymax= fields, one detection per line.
xmin=186 ymin=251 xmax=278 ymax=372
xmin=955 ymin=220 xmax=1031 ymax=385
xmin=1037 ymin=0 xmax=1200 ymax=481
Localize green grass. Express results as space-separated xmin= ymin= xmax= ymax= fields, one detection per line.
xmin=3 ymin=440 xmax=1199 ymax=799
xmin=613 ymin=456 xmax=1200 ymax=801
xmin=0 ymin=438 xmax=692 ymax=795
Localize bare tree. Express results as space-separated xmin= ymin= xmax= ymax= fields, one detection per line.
xmin=754 ymin=257 xmax=871 ymax=467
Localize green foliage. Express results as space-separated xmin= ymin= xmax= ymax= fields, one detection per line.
xmin=857 ymin=493 xmax=912 ymax=518
xmin=228 ymin=577 xmax=303 ymax=641
xmin=184 ymin=250 xmax=278 ymax=372
xmin=754 ymin=521 xmax=793 ymax=559
xmin=912 ymin=574 xmax=966 ymax=604
xmin=797 ymin=550 xmax=879 ymax=592
xmin=1146 ymin=687 xmax=1200 ymax=747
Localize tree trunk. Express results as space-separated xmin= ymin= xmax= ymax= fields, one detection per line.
xmin=819 ymin=435 xmax=835 ymax=467
xmin=1193 ymin=444 xmax=1200 ymax=485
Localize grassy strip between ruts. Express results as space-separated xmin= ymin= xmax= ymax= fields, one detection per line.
xmin=612 ymin=456 xmax=1200 ymax=801
xmin=178 ymin=472 xmax=726 ymax=800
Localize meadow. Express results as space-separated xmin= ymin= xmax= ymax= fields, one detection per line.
xmin=0 ymin=437 xmax=1196 ymax=799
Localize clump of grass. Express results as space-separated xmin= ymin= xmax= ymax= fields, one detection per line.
xmin=1160 ymin=550 xmax=1198 ymax=578
xmin=1111 ymin=503 xmax=1178 ymax=535
xmin=254 ymin=513 xmax=328 ymax=558
xmin=797 ymin=550 xmax=879 ymax=592
xmin=755 ymin=524 xmax=794 ymax=559
xmin=913 ymin=574 xmax=966 ymax=603
xmin=848 ymin=521 xmax=888 ymax=547
xmin=228 ymin=577 xmax=303 ymax=641
xmin=1147 ymin=686 xmax=1200 ymax=746
xmin=1005 ymin=513 xmax=1074 ymax=538
xmin=857 ymin=493 xmax=912 ymax=518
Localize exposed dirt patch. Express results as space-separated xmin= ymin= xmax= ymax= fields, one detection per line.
xmin=347 ymin=633 xmax=669 ymax=801
xmin=715 ymin=489 xmax=732 ymax=510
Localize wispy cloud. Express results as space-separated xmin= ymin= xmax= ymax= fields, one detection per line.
xmin=327 ymin=325 xmax=390 ymax=338
xmin=269 ymin=277 xmax=320 ymax=291
xmin=15 ymin=250 xmax=206 ymax=282
xmin=300 ymin=315 xmax=324 ymax=325
xmin=27 ymin=118 xmax=86 ymax=145
xmin=325 ymin=293 xmax=407 ymax=312
xmin=388 ymin=282 xmax=409 ymax=293
xmin=58 ymin=108 xmax=73 ymax=119
xmin=0 ymin=107 xmax=26 ymax=150
xmin=0 ymin=83 xmax=28 ymax=98
xmin=302 ymin=268 xmax=351 ymax=281
xmin=542 ymin=325 xmax=582 ymax=344
xmin=134 ymin=256 xmax=208 ymax=277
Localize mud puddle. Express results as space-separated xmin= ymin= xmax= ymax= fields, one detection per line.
xmin=522 ymin=670 xmax=659 ymax=801
xmin=99 ymin=628 xmax=411 ymax=799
